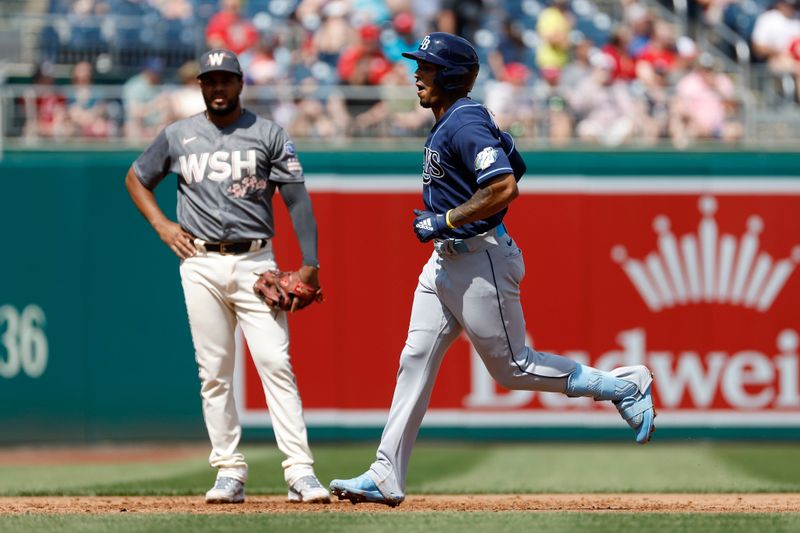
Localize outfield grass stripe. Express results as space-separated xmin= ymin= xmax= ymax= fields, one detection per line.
xmin=408 ymin=443 xmax=800 ymax=494
xmin=1 ymin=443 xmax=799 ymax=496
xmin=0 ymin=447 xmax=282 ymax=496
xmin=2 ymin=511 xmax=800 ymax=533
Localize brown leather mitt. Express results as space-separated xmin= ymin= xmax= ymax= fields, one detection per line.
xmin=253 ymin=270 xmax=323 ymax=312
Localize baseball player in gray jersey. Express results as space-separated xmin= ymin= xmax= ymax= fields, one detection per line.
xmin=124 ymin=49 xmax=329 ymax=504
xmin=330 ymin=33 xmax=656 ymax=507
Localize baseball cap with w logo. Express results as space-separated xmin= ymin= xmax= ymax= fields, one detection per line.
xmin=197 ymin=49 xmax=243 ymax=78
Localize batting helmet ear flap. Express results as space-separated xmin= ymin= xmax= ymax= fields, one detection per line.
xmin=462 ymin=66 xmax=480 ymax=93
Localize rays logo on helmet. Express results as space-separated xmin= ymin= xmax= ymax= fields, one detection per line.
xmin=474 ymin=147 xmax=498 ymax=171
xmin=420 ymin=35 xmax=431 ymax=50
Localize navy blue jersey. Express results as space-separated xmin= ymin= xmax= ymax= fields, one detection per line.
xmin=421 ymin=97 xmax=526 ymax=239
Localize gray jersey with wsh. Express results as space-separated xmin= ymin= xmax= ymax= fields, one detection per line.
xmin=134 ymin=109 xmax=304 ymax=242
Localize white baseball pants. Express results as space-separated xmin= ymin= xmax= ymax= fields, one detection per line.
xmin=179 ymin=242 xmax=316 ymax=485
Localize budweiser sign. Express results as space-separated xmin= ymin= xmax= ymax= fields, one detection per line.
xmin=613 ymin=196 xmax=800 ymax=312
xmin=236 ymin=180 xmax=800 ymax=429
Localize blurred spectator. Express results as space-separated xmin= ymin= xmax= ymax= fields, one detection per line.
xmin=352 ymin=0 xmax=393 ymax=25
xmin=536 ymin=0 xmax=574 ymax=82
xmin=337 ymin=24 xmax=393 ymax=85
xmin=675 ymin=35 xmax=702 ymax=76
xmin=352 ymin=62 xmax=431 ymax=136
xmin=602 ymin=26 xmax=637 ymax=82
xmin=312 ymin=1 xmax=356 ymax=67
xmin=489 ymin=19 xmax=536 ymax=81
xmin=636 ymin=59 xmax=672 ymax=145
xmin=67 ymin=0 xmax=108 ymax=16
xmin=635 ymin=21 xmax=679 ymax=91
xmin=541 ymin=92 xmax=574 ymax=146
xmin=623 ymin=1 xmax=653 ymax=58
xmin=693 ymin=0 xmax=737 ymax=27
xmin=205 ymin=0 xmax=259 ymax=55
xmin=568 ymin=53 xmax=642 ymax=146
xmin=751 ymin=0 xmax=800 ymax=101
xmin=383 ymin=12 xmax=419 ymax=63
xmin=66 ymin=60 xmax=116 ymax=138
xmin=242 ymin=35 xmax=286 ymax=86
xmin=410 ymin=0 xmax=441 ymax=32
xmin=485 ymin=62 xmax=537 ymax=137
xmin=532 ymin=66 xmax=574 ymax=146
xmin=278 ymin=8 xmax=322 ymax=85
xmin=437 ymin=0 xmax=483 ymax=42
xmin=752 ymin=0 xmax=800 ymax=60
xmin=634 ymin=32 xmax=704 ymax=146
xmin=123 ymin=57 xmax=170 ymax=140
xmin=148 ymin=0 xmax=193 ymax=20
xmin=287 ymin=78 xmax=351 ymax=138
xmin=22 ymin=62 xmax=69 ymax=139
xmin=670 ymin=53 xmax=743 ymax=148
xmin=559 ymin=38 xmax=595 ymax=90
xmin=169 ymin=61 xmax=206 ymax=119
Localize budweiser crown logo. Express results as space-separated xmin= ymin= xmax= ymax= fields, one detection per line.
xmin=612 ymin=196 xmax=800 ymax=312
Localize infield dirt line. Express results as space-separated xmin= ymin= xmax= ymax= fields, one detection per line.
xmin=1 ymin=494 xmax=799 ymax=514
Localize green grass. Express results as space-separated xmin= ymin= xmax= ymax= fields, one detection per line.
xmin=1 ymin=442 xmax=799 ymax=532
xmin=1 ymin=512 xmax=800 ymax=533
xmin=2 ymin=442 xmax=798 ymax=496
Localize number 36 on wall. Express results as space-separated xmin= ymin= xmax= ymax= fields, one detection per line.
xmin=0 ymin=304 xmax=48 ymax=379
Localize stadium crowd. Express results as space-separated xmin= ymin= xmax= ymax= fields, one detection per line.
xmin=19 ymin=0 xmax=798 ymax=147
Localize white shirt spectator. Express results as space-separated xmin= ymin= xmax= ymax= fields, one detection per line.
xmin=752 ymin=4 xmax=800 ymax=58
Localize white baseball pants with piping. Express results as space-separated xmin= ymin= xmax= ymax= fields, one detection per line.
xmin=179 ymin=242 xmax=316 ymax=486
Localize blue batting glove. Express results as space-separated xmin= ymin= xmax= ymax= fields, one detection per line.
xmin=413 ymin=209 xmax=448 ymax=243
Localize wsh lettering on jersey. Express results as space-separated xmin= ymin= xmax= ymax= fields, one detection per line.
xmin=178 ymin=150 xmax=257 ymax=183
xmin=422 ymin=147 xmax=444 ymax=184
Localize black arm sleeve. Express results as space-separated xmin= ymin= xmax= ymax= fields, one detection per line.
xmin=277 ymin=181 xmax=319 ymax=267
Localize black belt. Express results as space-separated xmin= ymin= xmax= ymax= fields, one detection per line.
xmin=204 ymin=239 xmax=266 ymax=255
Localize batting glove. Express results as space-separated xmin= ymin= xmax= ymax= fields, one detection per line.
xmin=413 ymin=209 xmax=449 ymax=242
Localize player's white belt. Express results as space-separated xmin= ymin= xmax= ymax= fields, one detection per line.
xmin=434 ymin=223 xmax=507 ymax=256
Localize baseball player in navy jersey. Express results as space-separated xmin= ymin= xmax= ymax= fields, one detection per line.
xmin=330 ymin=33 xmax=656 ymax=507
xmin=124 ymin=49 xmax=330 ymax=504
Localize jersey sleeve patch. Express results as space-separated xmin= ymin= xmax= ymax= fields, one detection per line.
xmin=287 ymin=156 xmax=303 ymax=174
xmin=474 ymin=147 xmax=499 ymax=171
xmin=282 ymin=140 xmax=303 ymax=174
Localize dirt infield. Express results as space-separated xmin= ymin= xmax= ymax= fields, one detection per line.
xmin=0 ymin=444 xmax=207 ymax=465
xmin=2 ymin=494 xmax=800 ymax=514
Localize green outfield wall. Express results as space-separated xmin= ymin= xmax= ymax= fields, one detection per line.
xmin=1 ymin=149 xmax=799 ymax=444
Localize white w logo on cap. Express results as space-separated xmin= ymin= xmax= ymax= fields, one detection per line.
xmin=207 ymin=52 xmax=226 ymax=66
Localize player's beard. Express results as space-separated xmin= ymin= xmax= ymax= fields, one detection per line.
xmin=416 ymin=88 xmax=432 ymax=108
xmin=205 ymin=95 xmax=240 ymax=116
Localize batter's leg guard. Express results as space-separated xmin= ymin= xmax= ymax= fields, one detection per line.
xmin=329 ymin=472 xmax=404 ymax=507
xmin=566 ymin=364 xmax=656 ymax=444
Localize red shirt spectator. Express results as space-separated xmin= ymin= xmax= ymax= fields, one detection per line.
xmin=205 ymin=0 xmax=258 ymax=55
xmin=23 ymin=62 xmax=68 ymax=138
xmin=602 ymin=27 xmax=637 ymax=82
xmin=337 ymin=24 xmax=392 ymax=85
xmin=636 ymin=46 xmax=677 ymax=73
xmin=635 ymin=20 xmax=679 ymax=91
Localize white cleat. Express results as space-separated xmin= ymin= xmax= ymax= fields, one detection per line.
xmin=205 ymin=476 xmax=245 ymax=504
xmin=288 ymin=475 xmax=331 ymax=503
